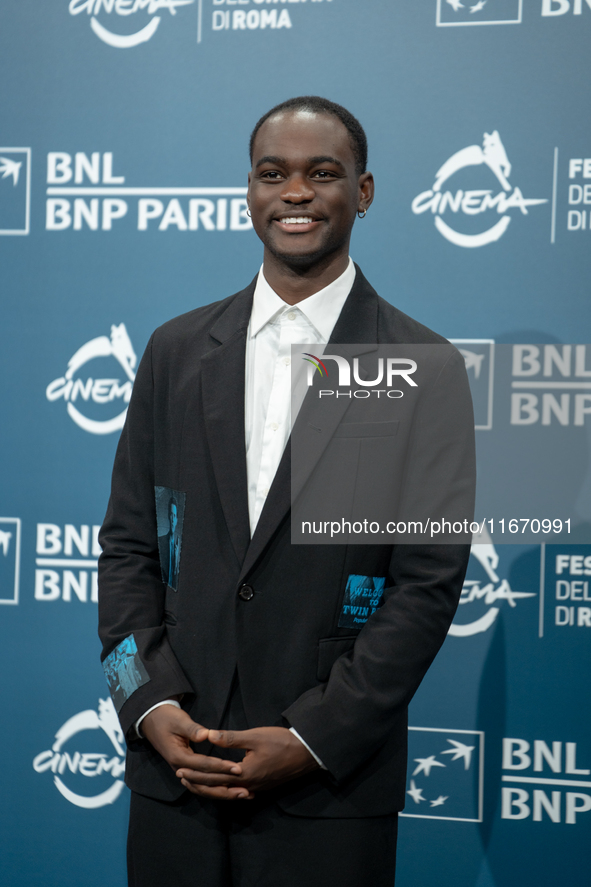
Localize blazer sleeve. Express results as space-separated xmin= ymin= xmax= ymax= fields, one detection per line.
xmin=283 ymin=349 xmax=475 ymax=783
xmin=98 ymin=333 xmax=194 ymax=737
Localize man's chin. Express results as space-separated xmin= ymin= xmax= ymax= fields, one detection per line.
xmin=264 ymin=238 xmax=343 ymax=269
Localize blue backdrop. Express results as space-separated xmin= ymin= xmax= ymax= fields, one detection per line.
xmin=1 ymin=2 xmax=590 ymax=885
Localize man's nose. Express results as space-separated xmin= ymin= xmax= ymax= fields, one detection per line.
xmin=279 ymin=173 xmax=315 ymax=204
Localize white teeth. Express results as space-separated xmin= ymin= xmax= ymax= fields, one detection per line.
xmin=280 ymin=217 xmax=315 ymax=225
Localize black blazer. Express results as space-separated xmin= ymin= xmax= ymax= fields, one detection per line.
xmin=98 ymin=266 xmax=475 ymax=817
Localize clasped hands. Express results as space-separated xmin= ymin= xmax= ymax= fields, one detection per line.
xmin=141 ymin=704 xmax=319 ymax=800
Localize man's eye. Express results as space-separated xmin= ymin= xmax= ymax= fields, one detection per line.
xmin=261 ymin=171 xmax=283 ymax=180
xmin=313 ymin=170 xmax=336 ymax=179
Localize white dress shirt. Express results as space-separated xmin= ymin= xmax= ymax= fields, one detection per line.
xmin=136 ymin=259 xmax=356 ymax=770
xmin=245 ymin=257 xmax=355 ymax=533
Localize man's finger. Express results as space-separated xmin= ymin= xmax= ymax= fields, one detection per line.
xmin=175 ymin=768 xmax=243 ymax=787
xmin=170 ymin=751 xmax=242 ymax=775
xmin=187 ymin=724 xmax=209 ymax=743
xmin=180 ymin=778 xmax=254 ymax=800
xmin=172 ymin=715 xmax=208 ymax=744
xmin=208 ymin=728 xmax=255 ymax=749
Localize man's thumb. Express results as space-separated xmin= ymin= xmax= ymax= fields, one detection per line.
xmin=207 ymin=730 xmax=236 ymax=748
xmin=181 ymin=717 xmax=208 ymax=743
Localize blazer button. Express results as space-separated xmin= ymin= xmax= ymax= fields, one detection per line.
xmin=238 ymin=584 xmax=254 ymax=601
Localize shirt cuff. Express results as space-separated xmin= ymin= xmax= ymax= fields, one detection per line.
xmin=134 ymin=699 xmax=181 ymax=739
xmin=289 ymin=727 xmax=327 ymax=770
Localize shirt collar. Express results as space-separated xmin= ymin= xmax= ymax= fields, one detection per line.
xmin=249 ymin=257 xmax=355 ymax=341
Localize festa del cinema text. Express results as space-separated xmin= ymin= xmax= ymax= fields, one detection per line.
xmin=210 ymin=0 xmax=333 ymax=33
xmin=44 ymin=152 xmax=252 ymax=232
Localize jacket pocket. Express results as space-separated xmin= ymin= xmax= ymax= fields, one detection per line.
xmin=317 ymin=636 xmax=357 ymax=683
xmin=333 ymin=420 xmax=399 ymax=439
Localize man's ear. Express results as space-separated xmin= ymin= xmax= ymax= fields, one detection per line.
xmin=358 ymin=171 xmax=375 ymax=213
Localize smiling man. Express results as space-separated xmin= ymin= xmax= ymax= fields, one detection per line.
xmin=98 ymin=96 xmax=475 ymax=887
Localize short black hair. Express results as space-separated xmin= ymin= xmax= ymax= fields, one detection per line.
xmin=249 ymin=96 xmax=368 ymax=176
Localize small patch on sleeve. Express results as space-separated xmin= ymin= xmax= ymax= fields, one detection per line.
xmin=155 ymin=486 xmax=186 ymax=591
xmin=338 ymin=574 xmax=386 ymax=629
xmin=102 ymin=634 xmax=150 ymax=713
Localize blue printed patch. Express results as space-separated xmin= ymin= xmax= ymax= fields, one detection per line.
xmin=102 ymin=634 xmax=150 ymax=713
xmin=155 ymin=486 xmax=186 ymax=591
xmin=338 ymin=574 xmax=386 ymax=629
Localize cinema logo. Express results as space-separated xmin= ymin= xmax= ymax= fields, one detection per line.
xmin=450 ymin=536 xmax=536 ymax=637
xmin=68 ymin=0 xmax=194 ymax=49
xmin=46 ymin=323 xmax=136 ymax=435
xmin=412 ymin=131 xmax=547 ymax=248
xmin=305 ymin=353 xmax=418 ymax=399
xmin=33 ymin=698 xmax=126 ymax=808
xmin=35 ymin=523 xmax=102 ymax=603
xmin=45 ymin=151 xmax=251 ymax=233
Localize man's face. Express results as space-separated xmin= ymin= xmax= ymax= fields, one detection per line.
xmin=248 ymin=110 xmax=372 ymax=268
xmin=169 ymin=503 xmax=178 ymax=534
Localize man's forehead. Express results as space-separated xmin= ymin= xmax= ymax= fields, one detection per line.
xmin=252 ymin=110 xmax=354 ymax=162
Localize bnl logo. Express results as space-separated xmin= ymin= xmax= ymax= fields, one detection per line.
xmin=0 ymin=518 xmax=21 ymax=605
xmin=0 ymin=149 xmax=31 ymax=235
xmin=401 ymin=727 xmax=485 ymax=822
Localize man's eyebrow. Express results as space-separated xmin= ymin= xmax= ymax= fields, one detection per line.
xmin=255 ymin=155 xmax=287 ymax=169
xmin=255 ymin=155 xmax=346 ymax=170
xmin=308 ymin=156 xmax=346 ymax=170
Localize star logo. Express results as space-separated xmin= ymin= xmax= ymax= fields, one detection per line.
xmin=0 ymin=157 xmax=22 ymax=186
xmin=441 ymin=739 xmax=475 ymax=769
xmin=459 ymin=349 xmax=486 ymax=380
xmin=437 ymin=0 xmax=523 ymax=26
xmin=0 ymin=517 xmax=21 ymax=605
xmin=402 ymin=728 xmax=485 ymax=822
xmin=407 ymin=780 xmax=426 ymax=804
xmin=0 ymin=147 xmax=31 ymax=236
xmin=412 ymin=755 xmax=447 ymax=777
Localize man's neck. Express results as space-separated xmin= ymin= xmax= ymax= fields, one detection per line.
xmin=262 ymin=249 xmax=350 ymax=305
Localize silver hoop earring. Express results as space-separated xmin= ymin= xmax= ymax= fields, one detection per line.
xmin=246 ymin=207 xmax=252 ymax=217
xmin=357 ymin=209 xmax=367 ymax=219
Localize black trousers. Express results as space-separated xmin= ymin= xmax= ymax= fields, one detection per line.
xmin=128 ymin=791 xmax=398 ymax=887
xmin=128 ymin=676 xmax=398 ymax=887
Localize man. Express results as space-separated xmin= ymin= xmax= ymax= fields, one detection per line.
xmin=98 ymin=96 xmax=475 ymax=887
xmin=161 ymin=494 xmax=181 ymax=591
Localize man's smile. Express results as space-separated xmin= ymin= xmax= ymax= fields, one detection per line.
xmin=273 ymin=214 xmax=323 ymax=233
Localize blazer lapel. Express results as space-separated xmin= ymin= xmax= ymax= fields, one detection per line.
xmin=238 ymin=266 xmax=380 ymax=583
xmin=201 ymin=281 xmax=255 ymax=567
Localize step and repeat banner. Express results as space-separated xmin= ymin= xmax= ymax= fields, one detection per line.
xmin=1 ymin=2 xmax=590 ymax=886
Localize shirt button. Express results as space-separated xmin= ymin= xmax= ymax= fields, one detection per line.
xmin=287 ymin=311 xmax=296 ymax=321
xmin=270 ymin=422 xmax=279 ymax=431
xmin=238 ymin=584 xmax=254 ymax=601
xmin=283 ymin=357 xmax=291 ymax=366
